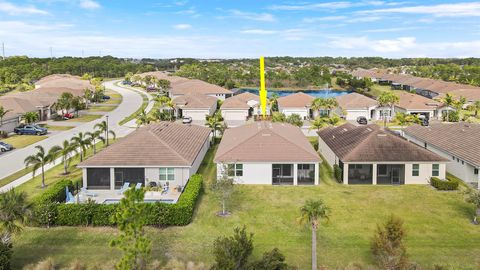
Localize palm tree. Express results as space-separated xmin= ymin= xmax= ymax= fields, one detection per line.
xmin=309 ymin=117 xmax=327 ymax=131
xmin=70 ymin=132 xmax=91 ymax=162
xmin=468 ymin=100 xmax=480 ymax=117
xmin=311 ymin=98 xmax=326 ymax=118
xmin=441 ymin=93 xmax=455 ymax=122
xmin=94 ymin=120 xmax=115 ymax=146
xmin=0 ymin=189 xmax=31 ymax=244
xmin=269 ymin=93 xmax=280 ymax=112
xmin=51 ymin=140 xmax=76 ymax=175
xmin=55 ymin=92 xmax=74 ymax=114
xmin=136 ymin=110 xmax=151 ymax=127
xmin=24 ymin=145 xmax=59 ymax=188
xmin=83 ymin=88 xmax=93 ymax=109
xmin=86 ymin=130 xmax=105 ymax=154
xmin=298 ymin=199 xmax=330 ymax=270
xmin=325 ymin=114 xmax=341 ymax=126
xmin=206 ymin=113 xmax=223 ymax=138
xmin=22 ymin=111 xmax=39 ymax=124
xmin=0 ymin=106 xmax=12 ymax=126
xmin=377 ymin=92 xmax=399 ymax=127
xmin=324 ymin=98 xmax=338 ymax=117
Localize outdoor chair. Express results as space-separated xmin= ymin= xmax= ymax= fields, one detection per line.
xmin=117 ymin=182 xmax=130 ymax=194
xmin=65 ymin=187 xmax=75 ymax=204
xmin=135 ymin=183 xmax=142 ymax=189
xmin=81 ymin=187 xmax=98 ymax=197
xmin=161 ymin=185 xmax=169 ymax=195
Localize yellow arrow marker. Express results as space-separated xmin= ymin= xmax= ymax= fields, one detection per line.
xmin=259 ymin=56 xmax=267 ymax=118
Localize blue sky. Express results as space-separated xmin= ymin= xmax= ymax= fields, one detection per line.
xmin=0 ymin=0 xmax=480 ymax=58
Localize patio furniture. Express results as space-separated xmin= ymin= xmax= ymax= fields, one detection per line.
xmin=161 ymin=185 xmax=169 ymax=195
xmin=135 ymin=183 xmax=142 ymax=189
xmin=81 ymin=187 xmax=98 ymax=197
xmin=65 ymin=187 xmax=75 ymax=204
xmin=117 ymin=182 xmax=130 ymax=194
xmin=148 ymin=182 xmax=157 ymax=187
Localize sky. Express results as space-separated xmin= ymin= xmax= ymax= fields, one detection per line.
xmin=0 ymin=0 xmax=480 ymax=58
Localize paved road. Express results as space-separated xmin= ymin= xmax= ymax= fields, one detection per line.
xmin=0 ymin=80 xmax=153 ymax=190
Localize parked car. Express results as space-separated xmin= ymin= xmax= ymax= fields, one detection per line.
xmin=182 ymin=116 xmax=192 ymax=124
xmin=14 ymin=124 xmax=48 ymax=135
xmin=356 ymin=116 xmax=368 ymax=125
xmin=0 ymin=142 xmax=13 ymax=152
xmin=63 ymin=113 xmax=74 ymax=119
xmin=122 ymin=80 xmax=132 ymax=85
xmin=102 ymin=95 xmax=111 ymax=100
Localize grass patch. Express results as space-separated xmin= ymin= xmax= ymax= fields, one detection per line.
xmin=38 ymin=125 xmax=75 ymax=131
xmin=0 ymin=166 xmax=33 ymax=188
xmin=2 ymin=135 xmax=47 ymax=149
xmin=368 ymin=83 xmax=394 ymax=97
xmin=11 ymin=143 xmax=480 ymax=269
xmin=64 ymin=114 xmax=103 ymax=122
xmin=118 ymin=92 xmax=149 ymax=126
xmin=87 ymin=106 xmax=118 ymax=112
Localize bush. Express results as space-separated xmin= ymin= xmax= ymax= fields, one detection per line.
xmin=430 ymin=177 xmax=459 ymax=191
xmin=33 ymin=174 xmax=203 ymax=227
xmin=0 ymin=241 xmax=12 ymax=270
xmin=333 ymin=164 xmax=343 ymax=183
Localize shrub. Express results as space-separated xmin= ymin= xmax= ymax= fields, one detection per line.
xmin=333 ymin=164 xmax=343 ymax=183
xmin=0 ymin=241 xmax=12 ymax=270
xmin=430 ymin=177 xmax=459 ymax=191
xmin=33 ymin=179 xmax=74 ymax=205
xmin=371 ymin=215 xmax=409 ymax=269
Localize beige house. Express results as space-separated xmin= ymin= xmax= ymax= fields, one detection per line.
xmin=318 ymin=123 xmax=448 ymax=185
xmin=335 ymin=92 xmax=378 ymax=120
xmin=78 ymin=122 xmax=211 ymax=191
xmin=214 ymin=122 xmax=320 ymax=185
xmin=220 ymin=92 xmax=269 ymax=127
xmin=394 ymin=92 xmax=451 ymax=120
xmin=169 ymin=79 xmax=233 ymax=100
xmin=277 ymin=92 xmax=314 ymax=119
xmin=173 ymin=93 xmax=217 ymax=123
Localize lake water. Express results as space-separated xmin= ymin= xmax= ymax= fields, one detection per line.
xmin=235 ymin=88 xmax=351 ymax=98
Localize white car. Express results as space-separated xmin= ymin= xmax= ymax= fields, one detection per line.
xmin=0 ymin=142 xmax=13 ymax=152
xmin=182 ymin=116 xmax=192 ymax=124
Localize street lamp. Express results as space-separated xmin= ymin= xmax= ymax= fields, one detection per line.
xmin=106 ymin=115 xmax=109 ymax=146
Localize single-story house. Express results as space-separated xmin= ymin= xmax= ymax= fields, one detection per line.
xmin=220 ymin=92 xmax=269 ymax=127
xmin=169 ymin=79 xmax=233 ymax=100
xmin=77 ymin=122 xmax=211 ymax=190
xmin=318 ymin=123 xmax=448 ymax=185
xmin=214 ymin=121 xmax=321 ymax=185
xmin=403 ymin=123 xmax=480 ymax=188
xmin=173 ymin=93 xmax=217 ymax=123
xmin=277 ymin=92 xmax=314 ymax=119
xmin=335 ymin=92 xmax=378 ymax=121
xmin=394 ymin=92 xmax=451 ymax=120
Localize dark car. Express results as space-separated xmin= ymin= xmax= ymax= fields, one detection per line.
xmin=356 ymin=116 xmax=368 ymax=125
xmin=14 ymin=124 xmax=48 ymax=135
xmin=102 ymin=95 xmax=111 ymax=100
xmin=122 ymin=80 xmax=132 ymax=85
xmin=0 ymin=142 xmax=13 ymax=152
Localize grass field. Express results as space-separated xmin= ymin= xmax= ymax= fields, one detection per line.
xmin=39 ymin=125 xmax=75 ymax=131
xmin=87 ymin=105 xmax=118 ymax=112
xmin=118 ymin=92 xmax=149 ymax=126
xmin=64 ymin=114 xmax=103 ymax=122
xmin=2 ymin=135 xmax=47 ymax=149
xmin=11 ymin=143 xmax=480 ymax=269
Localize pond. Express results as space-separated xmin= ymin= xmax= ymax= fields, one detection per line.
xmin=235 ymin=88 xmax=352 ymax=98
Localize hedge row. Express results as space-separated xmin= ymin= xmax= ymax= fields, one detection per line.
xmin=34 ymin=174 xmax=203 ymax=227
xmin=430 ymin=177 xmax=459 ymax=191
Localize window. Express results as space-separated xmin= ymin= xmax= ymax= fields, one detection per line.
xmin=159 ymin=168 xmax=175 ymax=181
xmin=378 ymin=165 xmax=388 ymax=176
xmin=412 ymin=164 xmax=419 ymax=176
xmin=424 ymin=143 xmax=427 ymax=149
xmin=462 ymin=160 xmax=464 ymax=165
xmin=452 ymin=156 xmax=455 ymax=160
xmin=227 ymin=164 xmax=243 ymax=177
xmin=432 ymin=164 xmax=439 ymax=177
xmin=474 ymin=169 xmax=479 ymax=175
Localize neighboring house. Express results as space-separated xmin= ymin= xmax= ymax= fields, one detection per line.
xmin=78 ymin=122 xmax=211 ymax=190
xmin=220 ymin=92 xmax=269 ymax=127
xmin=173 ymin=93 xmax=217 ymax=123
xmin=403 ymin=123 xmax=480 ymax=188
xmin=318 ymin=123 xmax=448 ymax=185
xmin=169 ymin=79 xmax=233 ymax=100
xmin=214 ymin=122 xmax=321 ymax=185
xmin=277 ymin=92 xmax=314 ymax=119
xmin=335 ymin=92 xmax=378 ymax=120
xmin=394 ymin=91 xmax=451 ymax=120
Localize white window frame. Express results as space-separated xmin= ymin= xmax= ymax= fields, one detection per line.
xmin=159 ymin=167 xmax=175 ymax=181
xmin=412 ymin=164 xmax=420 ymax=177
xmin=432 ymin=164 xmax=439 ymax=177
xmin=227 ymin=164 xmax=243 ymax=177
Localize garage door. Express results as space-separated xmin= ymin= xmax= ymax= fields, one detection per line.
xmin=223 ymin=111 xmax=247 ymax=121
xmin=184 ymin=110 xmax=209 ymax=121
xmin=346 ymin=110 xmax=369 ymax=120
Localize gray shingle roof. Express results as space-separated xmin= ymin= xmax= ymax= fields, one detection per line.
xmin=404 ymin=123 xmax=480 ymax=167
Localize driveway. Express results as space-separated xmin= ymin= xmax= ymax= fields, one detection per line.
xmin=0 ymin=80 xmax=153 ymax=190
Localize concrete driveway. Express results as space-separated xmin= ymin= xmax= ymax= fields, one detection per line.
xmin=0 ymin=80 xmax=153 ymax=189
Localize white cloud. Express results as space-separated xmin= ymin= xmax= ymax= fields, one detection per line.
xmin=228 ymin=9 xmax=276 ymax=22
xmin=270 ymin=2 xmax=354 ymax=11
xmin=303 ymin=16 xmax=346 ymax=23
xmin=360 ymin=2 xmax=480 ymax=17
xmin=328 ymin=36 xmax=416 ymax=52
xmin=79 ymin=0 xmax=101 ymax=10
xmin=240 ymin=29 xmax=278 ymax=35
xmin=0 ymin=1 xmax=49 ymax=15
xmin=173 ymin=24 xmax=191 ymax=30
xmin=346 ymin=16 xmax=382 ymax=23
xmin=0 ymin=21 xmax=73 ymax=33
xmin=362 ymin=26 xmax=419 ymax=33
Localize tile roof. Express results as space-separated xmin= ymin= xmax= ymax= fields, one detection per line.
xmin=221 ymin=92 xmax=259 ymax=109
xmin=404 ymin=123 xmax=480 ymax=167
xmin=214 ymin=121 xmax=320 ymax=163
xmin=277 ymin=92 xmax=314 ymax=108
xmin=139 ymin=71 xmax=189 ymax=85
xmin=78 ymin=122 xmax=211 ymax=167
xmin=396 ymin=91 xmax=442 ymax=110
xmin=36 ymin=75 xmax=93 ymax=91
xmin=0 ymin=97 xmax=37 ymax=118
xmin=335 ymin=92 xmax=377 ymax=110
xmin=318 ymin=123 xmax=448 ymax=163
xmin=171 ymin=79 xmax=233 ymax=96
xmin=173 ymin=92 xmax=217 ymax=109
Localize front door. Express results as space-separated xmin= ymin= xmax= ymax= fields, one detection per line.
xmin=391 ymin=168 xmax=400 ymax=184
xmin=114 ymin=171 xmax=124 ymax=188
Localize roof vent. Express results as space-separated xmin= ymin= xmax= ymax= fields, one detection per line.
xmin=377 ymin=134 xmax=387 ymax=137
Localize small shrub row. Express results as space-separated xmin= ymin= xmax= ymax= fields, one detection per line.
xmin=33 ymin=179 xmax=74 ymax=205
xmin=33 ymin=174 xmax=203 ymax=227
xmin=333 ymin=164 xmax=343 ymax=183
xmin=430 ymin=177 xmax=459 ymax=191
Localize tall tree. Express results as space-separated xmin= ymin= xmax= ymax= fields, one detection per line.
xmin=0 ymin=106 xmax=12 ymax=126
xmin=51 ymin=140 xmax=76 ymax=175
xmin=212 ymin=164 xmax=235 ymax=216
xmin=441 ymin=93 xmax=455 ymax=122
xmin=205 ymin=112 xmax=223 ymax=138
xmin=377 ymin=92 xmax=399 ymax=127
xmin=110 ymin=188 xmax=151 ymax=270
xmin=86 ymin=130 xmax=105 ymax=154
xmin=298 ymin=199 xmax=330 ymax=270
xmin=94 ymin=120 xmax=115 ymax=146
xmin=24 ymin=145 xmax=59 ymax=188
xmin=371 ymin=215 xmax=409 ymax=270
xmin=269 ymin=93 xmax=280 ymax=112
xmin=468 ymin=100 xmax=480 ymax=117
xmin=83 ymin=88 xmax=93 ymax=109
xmin=309 ymin=117 xmax=327 ymax=131
xmin=212 ymin=226 xmax=253 ymax=270
xmin=55 ymin=92 xmax=74 ymax=114
xmin=21 ymin=111 xmax=39 ymax=124
xmin=136 ymin=110 xmax=151 ymax=127
xmin=70 ymin=132 xmax=91 ymax=162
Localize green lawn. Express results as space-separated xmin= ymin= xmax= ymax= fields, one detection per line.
xmin=38 ymin=125 xmax=75 ymax=131
xmin=11 ymin=143 xmax=480 ymax=269
xmin=118 ymin=92 xmax=149 ymax=125
xmin=368 ymin=83 xmax=395 ymax=97
xmin=87 ymin=105 xmax=118 ymax=112
xmin=64 ymin=114 xmax=103 ymax=122
xmin=2 ymin=135 xmax=47 ymax=149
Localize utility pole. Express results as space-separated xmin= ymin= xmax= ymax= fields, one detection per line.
xmin=1 ymin=42 xmax=5 ymax=60
xmin=49 ymin=47 xmax=53 ymax=59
